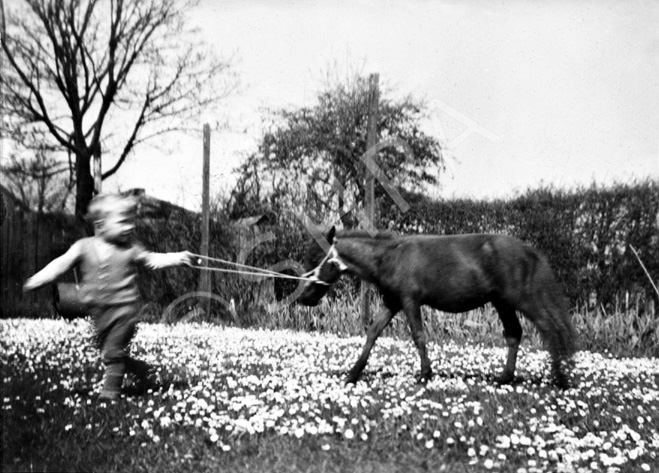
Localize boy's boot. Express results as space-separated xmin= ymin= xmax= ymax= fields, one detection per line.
xmin=125 ymin=357 xmax=157 ymax=393
xmin=99 ymin=363 xmax=124 ymax=401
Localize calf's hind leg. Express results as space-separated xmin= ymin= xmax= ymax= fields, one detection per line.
xmin=493 ymin=300 xmax=522 ymax=384
xmin=403 ymin=299 xmax=432 ymax=383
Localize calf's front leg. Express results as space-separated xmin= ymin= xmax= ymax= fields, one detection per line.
xmin=345 ymin=307 xmax=395 ymax=384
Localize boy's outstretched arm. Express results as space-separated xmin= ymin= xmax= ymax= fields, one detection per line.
xmin=141 ymin=250 xmax=194 ymax=270
xmin=23 ymin=241 xmax=82 ymax=292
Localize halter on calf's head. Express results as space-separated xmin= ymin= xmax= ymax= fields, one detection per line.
xmin=299 ymin=227 xmax=347 ymax=306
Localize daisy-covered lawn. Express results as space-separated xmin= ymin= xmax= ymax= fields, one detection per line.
xmin=2 ymin=318 xmax=658 ymax=473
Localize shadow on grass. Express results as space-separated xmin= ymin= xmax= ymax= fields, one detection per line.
xmin=332 ymin=367 xmax=550 ymax=388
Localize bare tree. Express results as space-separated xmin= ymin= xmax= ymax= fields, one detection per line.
xmin=1 ymin=125 xmax=75 ymax=212
xmin=1 ymin=0 xmax=237 ymax=218
xmin=1 ymin=148 xmax=74 ymax=213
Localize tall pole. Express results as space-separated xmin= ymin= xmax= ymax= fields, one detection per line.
xmin=361 ymin=73 xmax=379 ymax=331
xmin=199 ymin=124 xmax=211 ymax=317
xmin=92 ymin=120 xmax=102 ymax=194
xmin=93 ymin=150 xmax=102 ymax=193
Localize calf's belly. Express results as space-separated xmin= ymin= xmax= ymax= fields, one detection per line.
xmin=423 ymin=291 xmax=492 ymax=314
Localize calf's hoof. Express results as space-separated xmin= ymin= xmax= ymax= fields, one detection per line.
xmin=553 ymin=372 xmax=570 ymax=390
xmin=416 ymin=370 xmax=433 ymax=385
xmin=344 ymin=373 xmax=360 ymax=385
xmin=495 ymin=372 xmax=515 ymax=385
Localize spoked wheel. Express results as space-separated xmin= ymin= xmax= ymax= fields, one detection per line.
xmin=160 ymin=292 xmax=235 ymax=325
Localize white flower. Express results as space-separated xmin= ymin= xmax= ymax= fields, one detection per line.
xmin=344 ymin=429 xmax=354 ymax=439
xmin=425 ymin=440 xmax=434 ymax=449
xmin=306 ymin=425 xmax=318 ymax=435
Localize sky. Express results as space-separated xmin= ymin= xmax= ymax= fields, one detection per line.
xmin=106 ymin=0 xmax=659 ymax=210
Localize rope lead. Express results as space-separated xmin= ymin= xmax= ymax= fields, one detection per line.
xmin=190 ymin=253 xmax=315 ymax=282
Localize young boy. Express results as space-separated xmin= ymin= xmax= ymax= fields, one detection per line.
xmin=23 ymin=193 xmax=193 ymax=401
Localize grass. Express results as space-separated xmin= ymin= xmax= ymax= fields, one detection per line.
xmin=2 ymin=316 xmax=658 ymax=473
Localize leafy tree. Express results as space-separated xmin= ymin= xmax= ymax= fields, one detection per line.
xmin=1 ymin=0 xmax=237 ymax=218
xmin=230 ymin=73 xmax=443 ymax=225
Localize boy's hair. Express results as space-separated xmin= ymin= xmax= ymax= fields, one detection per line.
xmin=87 ymin=194 xmax=138 ymax=224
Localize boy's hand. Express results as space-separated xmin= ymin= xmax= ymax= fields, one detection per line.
xmin=23 ymin=278 xmax=38 ymax=293
xmin=181 ymin=251 xmax=195 ymax=266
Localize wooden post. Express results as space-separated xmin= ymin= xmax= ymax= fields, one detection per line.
xmin=199 ymin=124 xmax=211 ymax=317
xmin=93 ymin=152 xmax=102 ymax=193
xmin=360 ymin=73 xmax=379 ymax=331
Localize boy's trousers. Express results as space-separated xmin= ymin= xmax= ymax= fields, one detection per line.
xmin=91 ymin=303 xmax=143 ymax=393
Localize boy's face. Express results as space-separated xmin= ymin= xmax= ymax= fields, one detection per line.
xmin=97 ymin=209 xmax=135 ymax=245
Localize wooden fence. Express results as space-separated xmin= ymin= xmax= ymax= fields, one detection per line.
xmin=1 ymin=206 xmax=83 ymax=318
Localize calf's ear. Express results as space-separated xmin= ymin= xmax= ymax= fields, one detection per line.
xmin=327 ymin=226 xmax=336 ymax=244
